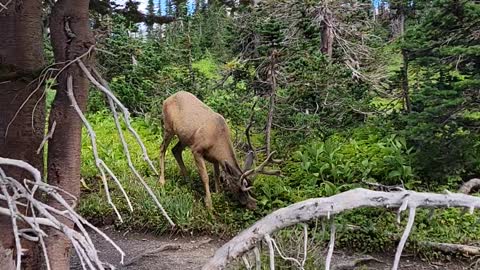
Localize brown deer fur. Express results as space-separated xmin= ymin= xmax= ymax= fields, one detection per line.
xmin=159 ymin=91 xmax=256 ymax=210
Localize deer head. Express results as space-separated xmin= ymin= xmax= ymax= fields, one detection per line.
xmin=222 ymin=150 xmax=258 ymax=209
xmin=221 ymin=104 xmax=282 ymax=209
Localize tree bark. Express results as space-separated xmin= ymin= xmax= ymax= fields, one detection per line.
xmin=46 ymin=0 xmax=94 ymax=269
xmin=265 ymin=50 xmax=278 ymax=156
xmin=320 ymin=8 xmax=334 ymax=59
xmin=0 ymin=245 xmax=15 ymax=270
xmin=401 ymin=49 xmax=411 ymax=113
xmin=0 ymin=0 xmax=45 ymax=268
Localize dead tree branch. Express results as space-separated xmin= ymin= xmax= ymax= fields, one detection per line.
xmin=325 ymin=223 xmax=336 ymax=270
xmin=0 ymin=157 xmax=124 ymax=269
xmin=0 ymin=0 xmax=12 ymax=12
xmin=83 ymin=63 xmax=174 ymax=226
xmin=203 ymin=188 xmax=480 ymax=270
xmin=67 ymin=75 xmax=132 ymax=222
xmin=36 ymin=121 xmax=56 ymax=154
xmin=421 ymin=241 xmax=480 ymax=256
xmin=459 ymin=178 xmax=480 ymax=194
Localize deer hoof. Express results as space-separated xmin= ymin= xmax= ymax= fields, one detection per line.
xmin=159 ymin=177 xmax=166 ymax=186
xmin=205 ymin=199 xmax=213 ymax=210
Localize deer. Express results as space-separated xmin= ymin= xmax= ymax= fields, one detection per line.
xmin=158 ymin=91 xmax=280 ymax=210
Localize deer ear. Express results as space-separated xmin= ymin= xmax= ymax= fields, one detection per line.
xmin=224 ymin=161 xmax=235 ymax=176
xmin=243 ymin=151 xmax=255 ymax=171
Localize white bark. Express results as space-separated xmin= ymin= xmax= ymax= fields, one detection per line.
xmin=203 ymin=188 xmax=480 ymax=270
xmin=0 ymin=157 xmax=124 ymax=269
xmin=459 ymin=178 xmax=480 ymax=194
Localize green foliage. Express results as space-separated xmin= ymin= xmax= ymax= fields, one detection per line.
xmin=394 ymin=0 xmax=480 ymax=183
xmin=79 ymin=0 xmax=480 ymax=259
xmin=293 ymin=129 xmax=414 ymax=186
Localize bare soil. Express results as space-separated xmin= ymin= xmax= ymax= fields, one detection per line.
xmin=70 ymin=227 xmax=475 ymax=269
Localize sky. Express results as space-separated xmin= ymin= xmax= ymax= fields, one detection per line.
xmin=114 ymin=0 xmax=380 ymax=18
xmin=115 ymin=0 xmax=197 ymax=15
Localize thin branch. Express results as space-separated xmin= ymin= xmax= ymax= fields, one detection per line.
xmin=78 ymin=61 xmax=158 ymax=175
xmin=88 ymin=66 xmax=174 ymax=227
xmin=0 ymin=0 xmax=12 ymax=12
xmin=392 ymin=206 xmax=416 ymax=270
xmin=264 ymin=234 xmax=275 ymax=270
xmin=5 ymin=46 xmax=94 ymax=139
xmin=242 ymin=255 xmax=252 ymax=270
xmin=254 ymin=246 xmax=261 ymax=270
xmin=325 ymin=223 xmax=336 ymax=270
xmin=0 ymin=177 xmax=22 ymax=270
xmin=36 ymin=121 xmax=56 ymax=154
xmin=0 ymin=157 xmax=125 ymax=269
xmin=301 ymin=223 xmax=308 ymax=268
xmin=269 ymin=235 xmax=304 ymax=269
xmin=66 ymin=75 xmax=131 ymax=222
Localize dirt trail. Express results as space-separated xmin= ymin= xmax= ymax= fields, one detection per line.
xmin=70 ymin=227 xmax=224 ymax=270
xmin=70 ymin=227 xmax=472 ymax=269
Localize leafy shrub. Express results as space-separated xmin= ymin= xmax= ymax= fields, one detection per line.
xmin=292 ymin=130 xmax=415 ymax=187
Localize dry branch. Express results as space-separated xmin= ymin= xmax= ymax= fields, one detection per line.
xmin=421 ymin=241 xmax=480 ymax=256
xmin=66 ymin=75 xmax=131 ymax=222
xmin=124 ymin=244 xmax=181 ymax=266
xmin=0 ymin=0 xmax=12 ymax=12
xmin=325 ymin=223 xmax=336 ymax=270
xmin=0 ymin=157 xmax=124 ymax=269
xmin=332 ymin=256 xmax=384 ymax=270
xmin=203 ymin=188 xmax=480 ymax=270
xmin=85 ymin=64 xmax=174 ymax=226
xmin=459 ymin=178 xmax=480 ymax=194
xmin=36 ymin=121 xmax=56 ymax=154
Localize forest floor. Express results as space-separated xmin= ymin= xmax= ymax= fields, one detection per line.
xmin=70 ymin=227 xmax=474 ymax=270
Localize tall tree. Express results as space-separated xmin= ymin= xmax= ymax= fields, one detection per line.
xmin=0 ymin=0 xmax=96 ymax=269
xmin=0 ymin=0 xmax=45 ymax=268
xmin=147 ymin=0 xmax=155 ymax=34
xmin=399 ymin=0 xmax=479 ymax=180
xmin=46 ymin=0 xmax=95 ymax=268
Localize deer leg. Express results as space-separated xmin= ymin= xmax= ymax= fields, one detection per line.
xmin=193 ymin=152 xmax=213 ymax=210
xmin=159 ymin=131 xmax=173 ymax=186
xmin=213 ymin=162 xmax=221 ymax=193
xmin=172 ymin=141 xmax=188 ymax=181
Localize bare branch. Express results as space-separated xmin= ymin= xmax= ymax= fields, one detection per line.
xmin=66 ymin=75 xmax=131 ymax=222
xmin=459 ymin=178 xmax=480 ymax=194
xmin=0 ymin=157 xmax=125 ymax=269
xmin=88 ymin=66 xmax=174 ymax=227
xmin=393 ymin=206 xmax=416 ymax=270
xmin=325 ymin=223 xmax=336 ymax=270
xmin=36 ymin=121 xmax=56 ymax=154
xmin=301 ymin=223 xmax=308 ymax=268
xmin=264 ymin=234 xmax=275 ymax=270
xmin=0 ymin=0 xmax=12 ymax=12
xmin=78 ymin=60 xmax=159 ymax=176
xmin=203 ymin=188 xmax=480 ymax=269
xmin=253 ymin=246 xmax=261 ymax=270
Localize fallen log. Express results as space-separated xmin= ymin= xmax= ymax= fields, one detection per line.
xmin=203 ymin=188 xmax=480 ymax=270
